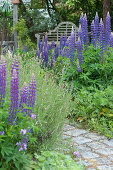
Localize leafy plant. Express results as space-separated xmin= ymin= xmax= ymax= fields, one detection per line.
xmin=34 ymin=151 xmax=85 ymax=170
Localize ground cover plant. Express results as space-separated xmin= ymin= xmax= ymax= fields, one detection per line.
xmin=35 ymin=11 xmax=113 ymax=138
xmin=0 ymin=54 xmax=85 ymax=169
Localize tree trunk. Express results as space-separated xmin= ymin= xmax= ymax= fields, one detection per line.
xmin=0 ymin=16 xmax=6 ymax=55
xmin=103 ymin=0 xmax=110 ymax=28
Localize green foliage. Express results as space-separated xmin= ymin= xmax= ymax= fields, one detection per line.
xmin=12 ymin=19 xmax=35 ymax=50
xmin=51 ymin=44 xmax=113 ymax=138
xmin=0 ymin=101 xmax=37 ymax=169
xmin=34 ymin=151 xmax=85 ymax=170
xmin=55 ymin=45 xmax=113 ymax=93
xmin=69 ymin=86 xmax=113 ymax=138
xmin=0 ymin=55 xmax=73 ymax=168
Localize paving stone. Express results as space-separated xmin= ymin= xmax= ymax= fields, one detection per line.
xmin=103 ymin=139 xmax=113 ymax=147
xmin=84 ymin=133 xmax=106 ymax=141
xmin=62 ymin=134 xmax=71 ymax=140
xmin=77 ymin=145 xmax=91 ymax=152
xmin=108 ymin=155 xmax=113 ymax=161
xmin=63 ymin=128 xmax=87 ymax=137
xmin=71 ymin=136 xmax=92 ymax=144
xmin=63 ymin=124 xmax=75 ymax=131
xmin=78 ymin=159 xmax=94 ymax=166
xmin=95 ymin=148 xmax=113 ymax=155
xmin=97 ymin=165 xmax=113 ymax=170
xmin=86 ymin=142 xmax=107 ymax=150
xmin=93 ymin=157 xmax=111 ymax=165
xmin=80 ymin=150 xmax=99 ymax=159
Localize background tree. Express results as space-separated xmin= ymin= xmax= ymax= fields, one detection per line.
xmin=103 ymin=0 xmax=110 ymax=28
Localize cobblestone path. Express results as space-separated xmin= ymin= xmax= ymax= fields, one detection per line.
xmin=62 ymin=123 xmax=113 ymax=170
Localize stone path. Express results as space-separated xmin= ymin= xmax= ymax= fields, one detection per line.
xmin=62 ymin=123 xmax=113 ymax=170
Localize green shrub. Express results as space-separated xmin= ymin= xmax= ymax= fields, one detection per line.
xmin=70 ymin=86 xmax=113 ymax=138
xmin=34 ymin=151 xmax=85 ymax=170
xmin=55 ymin=45 xmax=113 ymax=93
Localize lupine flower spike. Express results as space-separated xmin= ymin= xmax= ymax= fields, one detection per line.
xmin=91 ymin=20 xmax=96 ymax=48
xmin=0 ymin=55 xmax=6 ymax=107
xmin=77 ymin=37 xmax=83 ymax=65
xmin=110 ymin=33 xmax=113 ymax=48
xmin=79 ymin=13 xmax=84 ymax=27
xmin=11 ymin=55 xmax=19 ymax=80
xmin=27 ymin=73 xmax=36 ymax=116
xmin=78 ymin=24 xmax=83 ymax=43
xmin=60 ymin=34 xmax=63 ymax=54
xmin=66 ymin=29 xmax=76 ymax=64
xmin=55 ymin=45 xmax=59 ymax=60
xmin=9 ymin=69 xmax=19 ymax=125
xmin=19 ymin=82 xmax=28 ymax=116
xmin=82 ymin=13 xmax=89 ymax=49
xmin=25 ymin=43 xmax=28 ymax=53
xmin=99 ymin=18 xmax=105 ymax=64
xmin=105 ymin=11 xmax=111 ymax=48
xmin=51 ymin=50 xmax=55 ymax=68
xmin=94 ymin=12 xmax=100 ymax=43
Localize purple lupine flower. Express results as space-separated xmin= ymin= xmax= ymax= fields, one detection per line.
xmin=76 ymin=61 xmax=81 ymax=72
xmin=60 ymin=34 xmax=63 ymax=54
xmin=77 ymin=24 xmax=83 ymax=43
xmin=51 ymin=50 xmax=55 ymax=68
xmin=44 ymin=34 xmax=48 ymax=46
xmin=44 ymin=45 xmax=49 ymax=67
xmin=105 ymin=11 xmax=111 ymax=48
xmin=67 ymin=29 xmax=76 ymax=64
xmin=94 ymin=12 xmax=100 ymax=42
xmin=11 ymin=55 xmax=19 ymax=81
xmin=82 ymin=13 xmax=89 ymax=49
xmin=41 ymin=47 xmax=45 ymax=61
xmin=51 ymin=41 xmax=55 ymax=50
xmin=27 ymin=74 xmax=36 ymax=115
xmin=25 ymin=43 xmax=28 ymax=53
xmin=73 ymin=151 xmax=79 ymax=157
xmin=40 ymin=37 xmax=45 ymax=54
xmin=31 ymin=114 xmax=36 ymax=120
xmin=55 ymin=45 xmax=59 ymax=60
xmin=110 ymin=33 xmax=113 ymax=48
xmin=0 ymin=131 xmax=4 ymax=135
xmin=19 ymin=82 xmax=28 ymax=115
xmin=9 ymin=69 xmax=19 ymax=125
xmin=38 ymin=37 xmax=41 ymax=50
xmin=79 ymin=13 xmax=84 ymax=27
xmin=77 ymin=37 xmax=83 ymax=65
xmin=99 ymin=18 xmax=105 ymax=63
xmin=20 ymin=129 xmax=27 ymax=135
xmin=91 ymin=20 xmax=96 ymax=48
xmin=0 ymin=56 xmax=6 ymax=107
